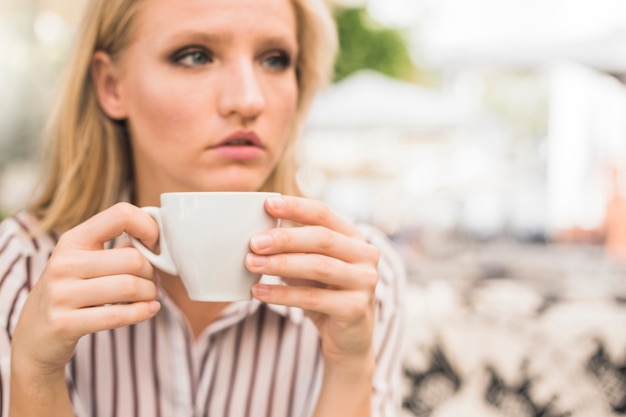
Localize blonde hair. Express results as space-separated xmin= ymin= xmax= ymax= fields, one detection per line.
xmin=29 ymin=0 xmax=338 ymax=234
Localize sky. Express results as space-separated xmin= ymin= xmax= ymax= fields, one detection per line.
xmin=367 ymin=0 xmax=626 ymax=35
xmin=363 ymin=0 xmax=626 ymax=71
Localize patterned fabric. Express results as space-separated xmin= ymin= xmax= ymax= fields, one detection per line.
xmin=0 ymin=212 xmax=405 ymax=417
xmin=400 ymin=244 xmax=626 ymax=417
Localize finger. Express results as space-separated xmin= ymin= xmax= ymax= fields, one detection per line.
xmin=59 ymin=203 xmax=159 ymax=250
xmin=265 ymin=196 xmax=361 ymax=238
xmin=246 ymin=253 xmax=378 ymax=290
xmin=76 ymin=274 xmax=159 ymax=307
xmin=70 ymin=301 xmax=161 ymax=336
xmin=48 ymin=274 xmax=158 ymax=309
xmin=281 ymin=277 xmax=325 ymax=288
xmin=50 ymin=247 xmax=154 ymax=280
xmin=251 ymin=284 xmax=374 ymax=321
xmin=250 ymin=225 xmax=379 ymax=264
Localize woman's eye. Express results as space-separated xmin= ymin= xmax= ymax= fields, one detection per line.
xmin=263 ymin=51 xmax=291 ymax=71
xmin=173 ymin=49 xmax=213 ymax=67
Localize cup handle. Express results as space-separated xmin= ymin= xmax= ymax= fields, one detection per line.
xmin=129 ymin=206 xmax=178 ymax=275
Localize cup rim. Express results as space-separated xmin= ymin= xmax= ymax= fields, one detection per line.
xmin=161 ymin=191 xmax=281 ymax=197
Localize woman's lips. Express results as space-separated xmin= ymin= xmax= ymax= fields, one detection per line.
xmin=210 ymin=131 xmax=265 ymax=161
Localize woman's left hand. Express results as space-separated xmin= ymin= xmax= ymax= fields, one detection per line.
xmin=245 ymin=195 xmax=380 ymax=368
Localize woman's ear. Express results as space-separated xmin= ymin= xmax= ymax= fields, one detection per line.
xmin=91 ymin=51 xmax=128 ymax=120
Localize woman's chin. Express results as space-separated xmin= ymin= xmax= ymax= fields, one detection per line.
xmin=196 ymin=182 xmax=266 ymax=193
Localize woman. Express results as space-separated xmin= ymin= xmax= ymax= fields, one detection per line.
xmin=0 ymin=0 xmax=405 ymax=416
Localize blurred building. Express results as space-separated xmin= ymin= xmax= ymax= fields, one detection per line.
xmin=307 ymin=0 xmax=626 ymax=245
xmin=300 ymin=69 xmax=509 ymax=237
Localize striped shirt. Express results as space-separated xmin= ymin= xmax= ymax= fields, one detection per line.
xmin=0 ymin=212 xmax=405 ymax=417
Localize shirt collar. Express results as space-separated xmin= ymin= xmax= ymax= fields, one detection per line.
xmin=156 ymin=274 xmax=306 ymax=337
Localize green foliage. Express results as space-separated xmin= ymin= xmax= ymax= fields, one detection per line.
xmin=333 ymin=7 xmax=416 ymax=82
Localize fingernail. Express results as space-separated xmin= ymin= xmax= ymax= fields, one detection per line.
xmin=246 ymin=253 xmax=268 ymax=267
xmin=252 ymin=284 xmax=271 ymax=298
xmin=149 ymin=301 xmax=161 ymax=314
xmin=251 ymin=234 xmax=272 ymax=250
xmin=267 ymin=196 xmax=285 ymax=210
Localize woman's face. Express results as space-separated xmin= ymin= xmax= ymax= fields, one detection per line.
xmin=107 ymin=0 xmax=299 ymax=205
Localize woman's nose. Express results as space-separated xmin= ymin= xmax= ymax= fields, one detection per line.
xmin=218 ymin=59 xmax=266 ymax=122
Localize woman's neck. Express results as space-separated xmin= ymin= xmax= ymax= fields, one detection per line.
xmin=158 ymin=272 xmax=231 ymax=339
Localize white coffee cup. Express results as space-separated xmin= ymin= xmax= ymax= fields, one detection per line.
xmin=130 ymin=192 xmax=279 ymax=301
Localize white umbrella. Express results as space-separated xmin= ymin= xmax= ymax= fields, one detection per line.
xmin=305 ymin=70 xmax=476 ymax=131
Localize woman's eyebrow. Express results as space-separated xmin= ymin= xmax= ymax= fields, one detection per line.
xmin=166 ymin=31 xmax=232 ymax=46
xmin=258 ymin=36 xmax=297 ymax=48
xmin=160 ymin=30 xmax=298 ymax=57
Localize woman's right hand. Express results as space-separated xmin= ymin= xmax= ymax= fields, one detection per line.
xmin=11 ymin=202 xmax=161 ymax=374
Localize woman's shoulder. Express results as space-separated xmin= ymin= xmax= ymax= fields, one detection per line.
xmin=0 ymin=212 xmax=56 ymax=338
xmin=0 ymin=211 xmax=57 ymax=268
xmin=357 ymin=223 xmax=405 ymax=271
xmin=356 ymin=223 xmax=406 ymax=298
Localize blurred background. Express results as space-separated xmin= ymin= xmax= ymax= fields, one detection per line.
xmin=2 ymin=1 xmax=626 ymax=416
xmin=3 ymin=0 xmax=626 ymax=247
